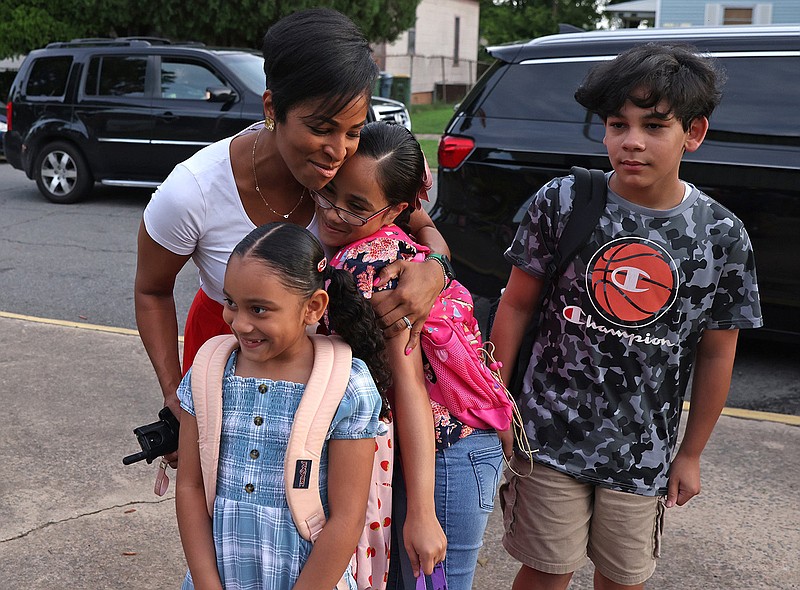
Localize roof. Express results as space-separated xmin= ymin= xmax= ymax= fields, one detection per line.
xmin=603 ymin=0 xmax=657 ymax=13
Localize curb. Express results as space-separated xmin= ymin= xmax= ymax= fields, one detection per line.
xmin=3 ymin=310 xmax=795 ymax=427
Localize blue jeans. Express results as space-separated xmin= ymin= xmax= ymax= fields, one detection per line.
xmin=389 ymin=430 xmax=504 ymax=590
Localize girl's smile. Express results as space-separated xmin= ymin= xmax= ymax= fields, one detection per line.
xmin=222 ymin=256 xmax=314 ymax=372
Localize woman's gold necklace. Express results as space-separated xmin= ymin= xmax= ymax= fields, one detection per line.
xmin=251 ymin=125 xmax=305 ymax=220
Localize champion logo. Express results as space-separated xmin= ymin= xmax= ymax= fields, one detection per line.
xmin=585 ymin=237 xmax=679 ymax=328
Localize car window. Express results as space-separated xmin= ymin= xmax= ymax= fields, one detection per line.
xmin=475 ymin=60 xmax=598 ymax=122
xmin=25 ymin=56 xmax=73 ymax=97
xmin=214 ymin=52 xmax=266 ymax=96
xmin=160 ymin=59 xmax=227 ymax=100
xmin=85 ymin=56 xmax=147 ymax=97
xmin=711 ymin=55 xmax=798 ymax=140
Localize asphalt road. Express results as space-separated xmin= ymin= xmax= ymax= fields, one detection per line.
xmin=0 ymin=161 xmax=798 ymax=416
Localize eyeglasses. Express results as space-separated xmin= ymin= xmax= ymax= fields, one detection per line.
xmin=309 ymin=189 xmax=392 ymax=227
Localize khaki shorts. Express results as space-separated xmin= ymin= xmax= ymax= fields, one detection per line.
xmin=500 ymin=456 xmax=665 ymax=586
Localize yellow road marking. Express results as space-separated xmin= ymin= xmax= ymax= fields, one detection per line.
xmin=0 ymin=310 xmax=183 ymax=341
xmin=683 ymin=401 xmax=800 ymax=426
xmin=1 ymin=311 xmax=797 ymax=425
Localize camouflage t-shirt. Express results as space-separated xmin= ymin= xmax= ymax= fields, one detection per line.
xmin=505 ymin=173 xmax=762 ymax=496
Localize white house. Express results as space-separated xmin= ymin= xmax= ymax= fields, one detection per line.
xmin=373 ymin=0 xmax=480 ymax=104
xmin=604 ymin=0 xmax=800 ymax=27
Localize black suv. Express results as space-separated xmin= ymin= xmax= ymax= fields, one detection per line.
xmin=4 ymin=38 xmax=411 ymax=204
xmin=433 ymin=25 xmax=800 ymax=340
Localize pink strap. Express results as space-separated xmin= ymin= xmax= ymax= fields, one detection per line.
xmin=284 ymin=335 xmax=352 ymax=542
xmin=191 ymin=334 xmax=239 ymax=517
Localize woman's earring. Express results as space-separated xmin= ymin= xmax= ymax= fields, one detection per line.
xmin=264 ymin=117 xmax=275 ymax=132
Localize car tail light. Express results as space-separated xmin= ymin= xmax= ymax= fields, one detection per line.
xmin=438 ymin=135 xmax=474 ymax=169
xmin=6 ymin=102 xmax=10 ymax=131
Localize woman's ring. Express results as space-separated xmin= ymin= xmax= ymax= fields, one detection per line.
xmin=401 ymin=316 xmax=412 ymax=330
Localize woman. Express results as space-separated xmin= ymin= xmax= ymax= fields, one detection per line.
xmin=134 ymin=8 xmax=449 ymax=457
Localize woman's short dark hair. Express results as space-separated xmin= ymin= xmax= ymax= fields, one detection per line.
xmin=574 ymin=43 xmax=725 ymax=130
xmin=262 ymin=8 xmax=379 ymax=122
xmin=356 ymin=122 xmax=425 ymax=228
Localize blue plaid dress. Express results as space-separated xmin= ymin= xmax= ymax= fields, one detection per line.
xmin=177 ymin=349 xmax=384 ymax=590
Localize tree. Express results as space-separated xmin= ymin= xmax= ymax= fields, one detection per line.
xmin=479 ymin=0 xmax=603 ymax=49
xmin=0 ymin=0 xmax=420 ymax=59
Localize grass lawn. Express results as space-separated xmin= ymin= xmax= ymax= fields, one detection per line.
xmin=410 ymin=103 xmax=457 ymax=135
xmin=417 ymin=138 xmax=440 ymax=169
xmin=410 ymin=103 xmax=457 ymax=166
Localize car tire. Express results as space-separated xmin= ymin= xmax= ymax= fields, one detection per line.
xmin=34 ymin=141 xmax=93 ymax=204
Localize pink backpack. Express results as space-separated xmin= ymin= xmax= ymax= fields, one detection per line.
xmin=191 ymin=334 xmax=393 ymax=590
xmin=332 ymin=227 xmax=513 ymax=431
xmin=422 ymin=280 xmax=512 ymax=431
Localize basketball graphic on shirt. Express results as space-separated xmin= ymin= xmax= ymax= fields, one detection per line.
xmin=586 ymin=237 xmax=678 ymax=328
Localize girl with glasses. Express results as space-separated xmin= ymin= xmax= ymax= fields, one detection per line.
xmin=315 ymin=122 xmax=508 ymax=590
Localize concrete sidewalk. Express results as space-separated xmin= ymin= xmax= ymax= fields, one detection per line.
xmin=1 ymin=314 xmax=798 ymax=589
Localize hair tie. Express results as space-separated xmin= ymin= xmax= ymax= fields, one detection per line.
xmin=317 ymin=257 xmax=327 ymax=273
xmin=413 ymin=155 xmax=433 ymax=211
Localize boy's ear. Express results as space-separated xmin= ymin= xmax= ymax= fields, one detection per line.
xmin=303 ymin=289 xmax=329 ymax=325
xmin=684 ymin=116 xmax=709 ymax=153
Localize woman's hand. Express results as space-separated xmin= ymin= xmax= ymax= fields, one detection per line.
xmin=403 ymin=509 xmax=447 ymax=578
xmin=371 ymin=258 xmax=444 ymax=352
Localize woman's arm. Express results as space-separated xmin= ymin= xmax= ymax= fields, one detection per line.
xmin=667 ymin=328 xmax=739 ymax=508
xmin=293 ymin=437 xmax=375 ymax=590
xmin=372 ymin=209 xmax=450 ymax=351
xmin=408 ymin=208 xmax=450 ymax=258
xmin=134 ymin=221 xmax=192 ymax=422
xmin=386 ymin=335 xmax=447 ymax=577
xmin=175 ymin=412 xmax=222 ymax=590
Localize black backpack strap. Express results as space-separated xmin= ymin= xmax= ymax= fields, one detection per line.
xmin=549 ymin=166 xmax=607 ymax=278
xmin=505 ymin=167 xmax=607 ymax=398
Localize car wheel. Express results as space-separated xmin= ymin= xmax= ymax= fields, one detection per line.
xmin=34 ymin=141 xmax=93 ymax=204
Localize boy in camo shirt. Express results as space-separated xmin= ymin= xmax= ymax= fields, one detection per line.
xmin=490 ymin=44 xmax=762 ymax=589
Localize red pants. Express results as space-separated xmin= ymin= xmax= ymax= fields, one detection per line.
xmin=182 ymin=289 xmax=231 ymax=374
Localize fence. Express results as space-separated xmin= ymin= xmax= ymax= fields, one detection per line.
xmin=382 ymin=53 xmax=492 ymax=104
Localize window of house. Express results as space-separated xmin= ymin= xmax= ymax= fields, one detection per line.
xmin=84 ymin=56 xmax=147 ymax=97
xmin=723 ymin=7 xmax=754 ymax=24
xmin=408 ymin=28 xmax=416 ymax=56
xmin=705 ymin=3 xmax=772 ymax=25
xmin=454 ymin=17 xmax=460 ymax=66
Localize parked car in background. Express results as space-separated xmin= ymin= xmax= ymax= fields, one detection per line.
xmin=433 ymin=25 xmax=800 ymax=339
xmin=3 ymin=37 xmax=411 ymax=204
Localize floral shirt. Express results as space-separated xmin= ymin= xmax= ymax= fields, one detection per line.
xmin=332 ymin=225 xmax=474 ymax=450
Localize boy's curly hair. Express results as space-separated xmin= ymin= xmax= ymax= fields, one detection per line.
xmin=574 ymin=43 xmax=726 ymax=131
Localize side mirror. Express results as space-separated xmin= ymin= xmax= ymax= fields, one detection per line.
xmin=205 ymin=86 xmax=237 ymax=103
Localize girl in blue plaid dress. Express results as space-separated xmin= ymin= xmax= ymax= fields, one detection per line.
xmin=175 ymin=222 xmax=391 ymax=590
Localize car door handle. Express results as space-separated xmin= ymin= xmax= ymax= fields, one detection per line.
xmin=158 ymin=112 xmax=179 ymax=121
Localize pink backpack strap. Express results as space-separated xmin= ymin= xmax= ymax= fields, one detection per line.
xmin=285 ymin=334 xmax=352 ymax=543
xmin=191 ymin=334 xmax=239 ymax=518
